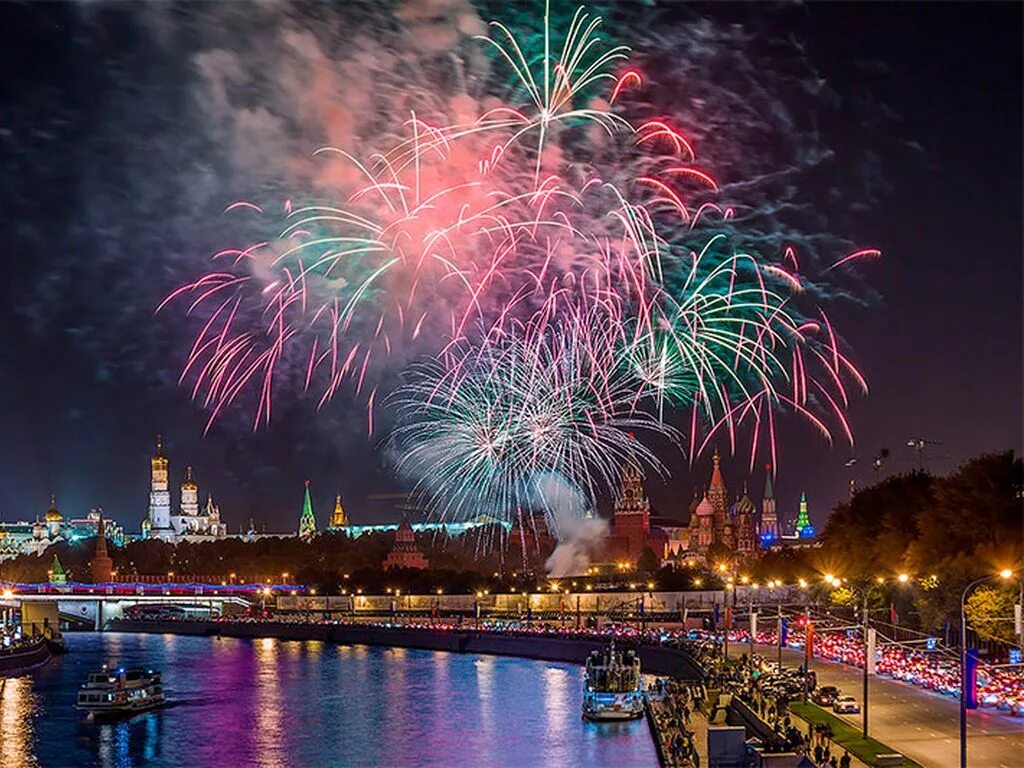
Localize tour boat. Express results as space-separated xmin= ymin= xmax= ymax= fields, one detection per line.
xmin=76 ymin=666 xmax=165 ymax=717
xmin=582 ymin=640 xmax=644 ymax=721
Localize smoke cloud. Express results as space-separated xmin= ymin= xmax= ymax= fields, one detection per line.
xmin=531 ymin=473 xmax=609 ymax=578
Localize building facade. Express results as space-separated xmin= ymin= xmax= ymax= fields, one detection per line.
xmin=0 ymin=498 xmax=127 ymax=562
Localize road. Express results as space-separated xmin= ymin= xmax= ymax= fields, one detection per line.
xmin=727 ymin=642 xmax=1023 ymax=768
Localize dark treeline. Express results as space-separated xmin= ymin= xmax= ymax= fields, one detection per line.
xmin=745 ymin=451 xmax=1022 ymax=641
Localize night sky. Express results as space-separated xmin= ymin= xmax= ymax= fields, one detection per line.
xmin=0 ymin=1 xmax=1020 ymax=535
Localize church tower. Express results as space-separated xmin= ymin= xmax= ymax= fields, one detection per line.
xmin=298 ymin=480 xmax=317 ymax=538
xmin=731 ymin=484 xmax=758 ymax=555
xmin=329 ymin=493 xmax=348 ymax=530
xmin=707 ymin=449 xmax=730 ymax=547
xmin=694 ymin=494 xmax=715 ymax=551
xmin=759 ymin=464 xmax=779 ymax=546
xmin=181 ymin=466 xmax=199 ymax=518
xmin=147 ymin=435 xmax=172 ymax=536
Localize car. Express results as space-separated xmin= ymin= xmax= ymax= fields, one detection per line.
xmin=833 ymin=695 xmax=861 ymax=714
xmin=813 ymin=686 xmax=840 ymax=706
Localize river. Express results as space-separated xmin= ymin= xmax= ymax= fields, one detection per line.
xmin=0 ymin=632 xmax=658 ymax=768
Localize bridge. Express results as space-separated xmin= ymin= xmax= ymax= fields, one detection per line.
xmin=1 ymin=583 xmax=258 ymax=630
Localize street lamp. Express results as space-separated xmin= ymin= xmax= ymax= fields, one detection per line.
xmin=824 ymin=574 xmax=906 ymax=738
xmin=960 ymin=569 xmax=1016 ymax=768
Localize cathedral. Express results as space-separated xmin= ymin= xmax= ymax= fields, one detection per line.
xmin=143 ymin=437 xmax=227 ymax=542
xmin=603 ymin=452 xmax=813 ymax=567
xmin=675 ymin=451 xmax=763 ymax=563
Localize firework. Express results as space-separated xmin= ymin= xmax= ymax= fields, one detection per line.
xmin=389 ymin=306 xmax=675 ymax=525
xmin=165 ymin=1 xmax=876 ymax=521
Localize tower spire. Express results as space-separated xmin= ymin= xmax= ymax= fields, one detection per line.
xmin=329 ymin=492 xmax=348 ymax=529
xmin=90 ymin=511 xmax=114 ymax=583
xmin=710 ymin=448 xmax=726 ymax=489
xmin=298 ymin=480 xmax=317 ymax=538
xmin=796 ymin=491 xmax=814 ymax=538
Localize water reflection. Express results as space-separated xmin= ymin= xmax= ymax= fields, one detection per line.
xmin=0 ymin=676 xmax=38 ymax=768
xmin=6 ymin=633 xmax=657 ymax=768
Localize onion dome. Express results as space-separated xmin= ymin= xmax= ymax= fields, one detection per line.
xmin=730 ymin=492 xmax=756 ymax=518
xmin=695 ymin=495 xmax=714 ymax=516
xmin=44 ymin=494 xmax=63 ymax=522
xmin=181 ymin=466 xmax=198 ymax=491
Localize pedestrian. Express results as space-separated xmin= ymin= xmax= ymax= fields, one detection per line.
xmin=823 ymin=745 xmax=831 ymax=764
xmin=828 ymin=757 xmax=838 ymax=768
xmin=839 ymin=751 xmax=851 ymax=768
xmin=814 ymin=744 xmax=823 ymax=764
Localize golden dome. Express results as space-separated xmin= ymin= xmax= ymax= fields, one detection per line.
xmin=181 ymin=465 xmax=198 ymax=491
xmin=44 ymin=495 xmax=63 ymax=522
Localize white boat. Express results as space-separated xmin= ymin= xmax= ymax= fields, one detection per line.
xmin=582 ymin=640 xmax=644 ymax=721
xmin=76 ymin=666 xmax=165 ymax=717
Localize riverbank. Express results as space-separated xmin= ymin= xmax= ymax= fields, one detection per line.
xmin=107 ymin=618 xmax=704 ymax=680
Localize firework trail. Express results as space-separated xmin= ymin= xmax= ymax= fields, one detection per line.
xmin=165 ymin=1 xmax=876 ymax=525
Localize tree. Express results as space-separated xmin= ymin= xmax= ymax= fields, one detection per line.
xmin=965 ymin=585 xmax=1019 ymax=645
xmin=637 ymin=547 xmax=660 ymax=574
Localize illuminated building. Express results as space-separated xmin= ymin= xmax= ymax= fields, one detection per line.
xmin=144 ymin=437 xmax=227 ymax=542
xmin=146 ymin=436 xmax=172 ymax=539
xmin=0 ymin=499 xmax=127 ymax=561
xmin=382 ymin=518 xmax=429 ymax=570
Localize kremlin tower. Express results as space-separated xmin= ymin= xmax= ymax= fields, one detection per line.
xmin=796 ymin=492 xmax=815 ymax=538
xmin=759 ymin=465 xmax=779 ymax=546
xmin=382 ymin=518 xmax=429 ymax=570
xmin=90 ymin=514 xmax=113 ymax=583
xmin=328 ymin=493 xmax=348 ymax=530
xmin=298 ymin=481 xmax=317 ymax=538
xmin=605 ymin=466 xmax=668 ymax=563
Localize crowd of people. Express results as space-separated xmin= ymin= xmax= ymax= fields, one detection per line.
xmin=679 ymin=640 xmax=857 ymax=767
xmin=647 ymin=678 xmax=705 ymax=766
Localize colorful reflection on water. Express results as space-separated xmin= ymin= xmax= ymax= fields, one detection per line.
xmin=0 ymin=633 xmax=656 ymax=767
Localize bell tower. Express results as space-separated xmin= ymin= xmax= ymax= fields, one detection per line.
xmin=148 ymin=435 xmax=172 ymax=535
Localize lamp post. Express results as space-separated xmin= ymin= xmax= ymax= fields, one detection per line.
xmin=717 ymin=562 xmax=735 ymax=663
xmin=960 ymin=569 xmax=1015 ymax=768
xmin=748 ymin=582 xmax=759 ymax=673
xmin=824 ymin=572 xmax=885 ymax=739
